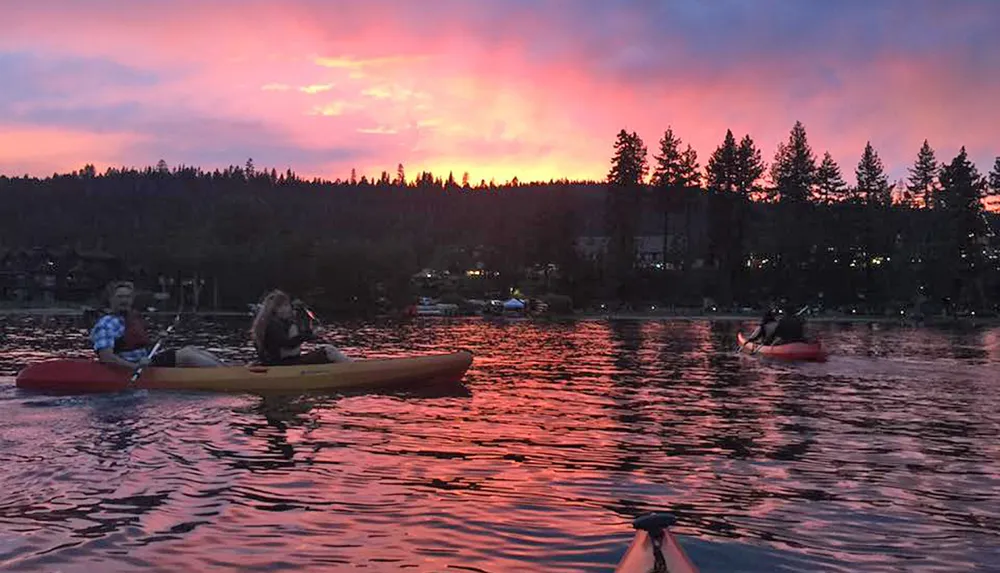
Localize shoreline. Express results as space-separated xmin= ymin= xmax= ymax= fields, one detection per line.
xmin=577 ymin=313 xmax=998 ymax=325
xmin=1 ymin=306 xmax=995 ymax=326
xmin=0 ymin=307 xmax=249 ymax=318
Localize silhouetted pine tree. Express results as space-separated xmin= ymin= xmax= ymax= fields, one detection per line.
xmin=735 ymin=135 xmax=765 ymax=197
xmin=679 ymin=145 xmax=701 ymax=189
xmin=706 ymin=130 xmax=738 ymax=193
xmin=650 ymin=128 xmax=685 ymax=188
xmin=606 ymin=130 xmax=648 ymax=298
xmin=769 ymin=121 xmax=816 ymax=203
xmin=814 ymin=152 xmax=847 ymax=204
xmin=706 ymin=130 xmax=758 ymax=304
xmin=906 ymin=140 xmax=939 ymax=208
xmin=937 ymin=147 xmax=988 ymax=307
xmin=855 ymin=142 xmax=890 ymax=206
xmin=988 ymin=157 xmax=1000 ymax=198
xmin=728 ymin=134 xmax=766 ymax=303
xmin=652 ymin=129 xmax=701 ymax=276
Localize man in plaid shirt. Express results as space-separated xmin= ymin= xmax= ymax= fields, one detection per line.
xmin=90 ymin=281 xmax=225 ymax=368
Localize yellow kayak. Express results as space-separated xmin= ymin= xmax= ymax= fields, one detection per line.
xmin=15 ymin=351 xmax=473 ymax=394
xmin=615 ymin=514 xmax=699 ymax=573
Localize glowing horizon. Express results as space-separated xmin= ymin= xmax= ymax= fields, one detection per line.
xmin=1 ymin=1 xmax=998 ymax=185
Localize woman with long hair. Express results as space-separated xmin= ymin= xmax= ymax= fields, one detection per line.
xmin=250 ymin=289 xmax=351 ymax=366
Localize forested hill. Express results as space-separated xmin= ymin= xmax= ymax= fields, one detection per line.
xmin=2 ymin=122 xmax=999 ymax=315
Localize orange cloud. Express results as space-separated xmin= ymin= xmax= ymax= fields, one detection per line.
xmin=298 ymin=83 xmax=335 ymax=94
xmin=0 ymin=125 xmax=139 ymax=175
xmin=314 ymin=55 xmax=427 ymax=69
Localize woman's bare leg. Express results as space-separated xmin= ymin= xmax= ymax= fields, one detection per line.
xmin=322 ymin=345 xmax=353 ymax=363
xmin=176 ymin=346 xmax=228 ymax=367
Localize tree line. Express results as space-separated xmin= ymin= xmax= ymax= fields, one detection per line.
xmin=1 ymin=121 xmax=998 ymax=315
xmin=608 ymin=121 xmax=999 ymax=313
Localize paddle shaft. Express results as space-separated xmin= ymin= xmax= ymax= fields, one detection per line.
xmin=303 ymin=306 xmax=320 ymax=327
xmin=129 ymin=310 xmax=182 ymax=386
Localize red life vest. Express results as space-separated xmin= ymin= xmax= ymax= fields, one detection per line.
xmin=113 ymin=311 xmax=151 ymax=352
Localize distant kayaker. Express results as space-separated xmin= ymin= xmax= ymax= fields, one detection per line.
xmin=250 ymin=289 xmax=352 ymax=365
xmin=769 ymin=313 xmax=807 ymax=344
xmin=745 ymin=307 xmax=808 ymax=346
xmin=743 ymin=309 xmax=780 ymax=346
xmin=91 ymin=281 xmax=226 ymax=369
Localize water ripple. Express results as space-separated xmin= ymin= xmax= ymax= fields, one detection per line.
xmin=1 ymin=316 xmax=999 ymax=571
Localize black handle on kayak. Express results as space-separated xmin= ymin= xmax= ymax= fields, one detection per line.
xmin=633 ymin=512 xmax=677 ymax=532
xmin=632 ymin=513 xmax=675 ymax=573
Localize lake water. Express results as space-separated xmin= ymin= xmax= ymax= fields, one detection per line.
xmin=1 ymin=315 xmax=999 ymax=572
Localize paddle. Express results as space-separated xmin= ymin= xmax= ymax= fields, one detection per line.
xmin=295 ymin=302 xmax=353 ymax=363
xmin=294 ymin=300 xmax=322 ymax=334
xmin=129 ymin=309 xmax=182 ymax=387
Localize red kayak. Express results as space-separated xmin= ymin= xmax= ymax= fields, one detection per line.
xmin=615 ymin=514 xmax=699 ymax=573
xmin=14 ymin=352 xmax=473 ymax=394
xmin=737 ymin=332 xmax=828 ymax=362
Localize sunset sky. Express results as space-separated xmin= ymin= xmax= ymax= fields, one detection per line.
xmin=1 ymin=0 xmax=998 ymax=184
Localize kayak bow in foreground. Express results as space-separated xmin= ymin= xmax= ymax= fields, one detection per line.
xmin=615 ymin=513 xmax=699 ymax=573
xmin=15 ymin=351 xmax=473 ymax=394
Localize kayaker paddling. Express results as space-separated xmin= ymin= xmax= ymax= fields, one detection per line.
xmin=737 ymin=305 xmax=826 ymax=361
xmin=250 ymin=289 xmax=352 ymax=366
xmin=741 ymin=307 xmax=808 ymax=349
xmin=90 ymin=281 xmax=226 ymax=369
xmin=741 ymin=308 xmax=779 ymax=349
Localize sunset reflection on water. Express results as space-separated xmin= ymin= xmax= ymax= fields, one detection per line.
xmin=1 ymin=316 xmax=998 ymax=571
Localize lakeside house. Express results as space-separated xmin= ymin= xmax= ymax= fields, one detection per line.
xmin=572 ymin=190 xmax=714 ymax=270
xmin=0 ymin=246 xmax=124 ymax=304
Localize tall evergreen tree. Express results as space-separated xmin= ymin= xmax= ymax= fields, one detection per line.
xmin=937 ymin=147 xmax=988 ymax=306
xmin=988 ymin=156 xmax=1000 ymax=198
xmin=679 ymin=145 xmax=701 ymax=188
xmin=706 ymin=130 xmax=739 ymax=193
xmin=814 ymin=152 xmax=847 ymax=204
xmin=608 ymin=130 xmax=648 ymax=186
xmin=734 ymin=135 xmax=765 ymax=196
xmin=906 ymin=140 xmax=939 ymax=208
xmin=650 ymin=128 xmax=697 ymax=274
xmin=855 ymin=142 xmax=890 ymax=206
xmin=769 ymin=121 xmax=816 ymax=203
xmin=651 ymin=128 xmax=685 ymax=188
xmin=939 ymin=147 xmax=985 ymax=216
xmin=606 ymin=129 xmax=648 ymax=292
xmin=706 ymin=131 xmax=760 ymax=304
